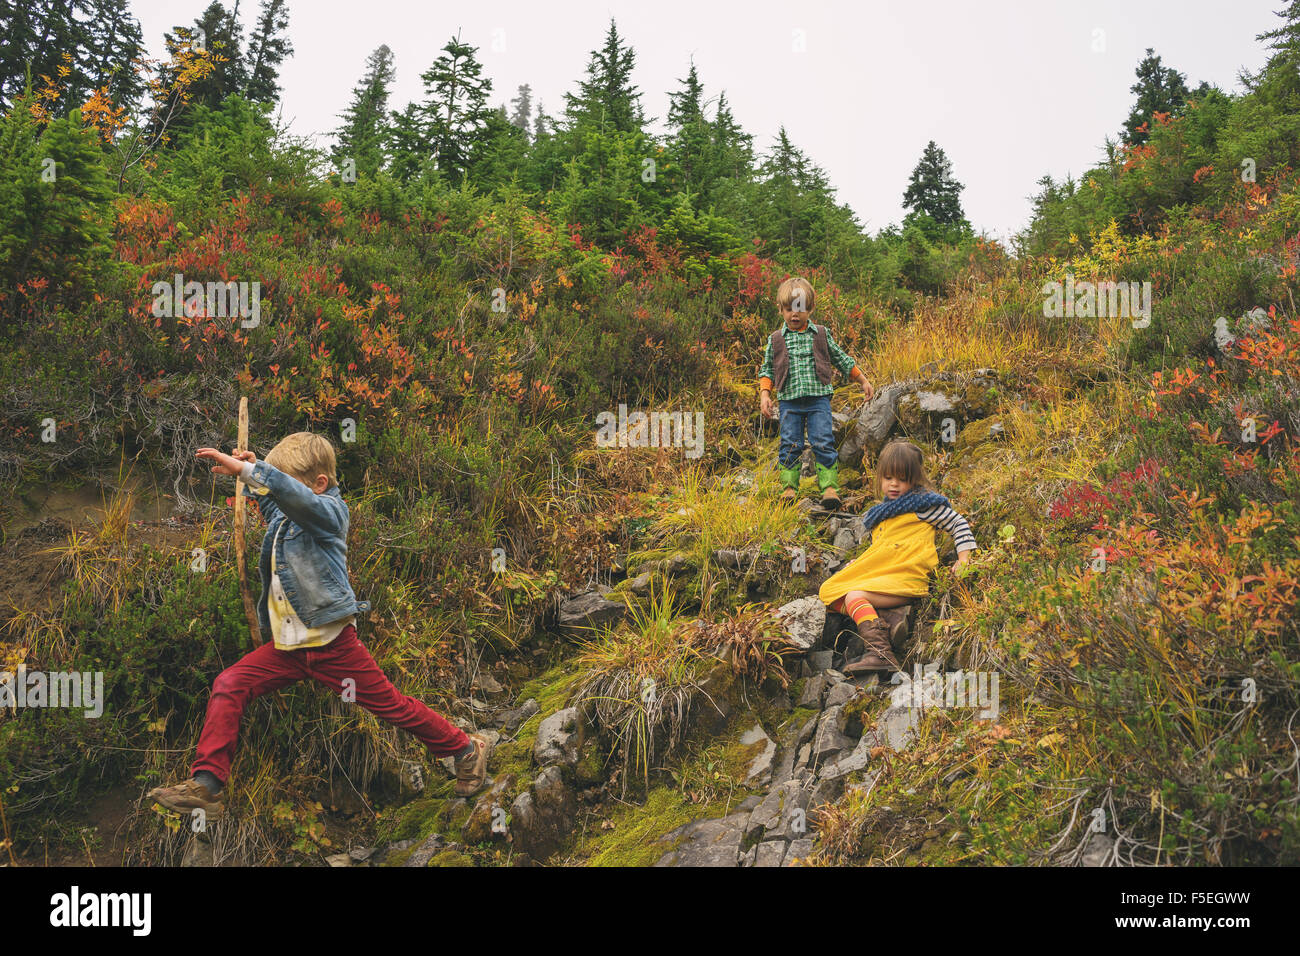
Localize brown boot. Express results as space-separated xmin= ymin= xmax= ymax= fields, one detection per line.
xmin=779 ymin=487 xmax=797 ymax=503
xmin=147 ymin=778 xmax=225 ymax=818
xmin=453 ymin=733 xmax=491 ymax=797
xmin=843 ymin=617 xmax=901 ymax=674
xmin=819 ymin=486 xmax=841 ymax=510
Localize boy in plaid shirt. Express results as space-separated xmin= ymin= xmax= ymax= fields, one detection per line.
xmin=758 ymin=277 xmax=874 ymax=507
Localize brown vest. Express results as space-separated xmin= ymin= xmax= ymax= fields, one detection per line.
xmin=769 ymin=324 xmax=833 ymax=393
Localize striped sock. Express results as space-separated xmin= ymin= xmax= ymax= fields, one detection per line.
xmin=842 ymin=593 xmax=878 ymax=625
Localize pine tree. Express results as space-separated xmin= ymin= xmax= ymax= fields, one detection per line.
xmin=508 ymin=83 xmax=532 ymax=134
xmin=1122 ymin=48 xmax=1198 ymax=145
xmin=386 ymin=101 xmax=429 ymax=184
xmin=83 ymin=0 xmax=145 ymax=113
xmin=1251 ymin=1 xmax=1300 ymax=106
xmin=243 ymin=0 xmax=292 ymax=104
xmin=161 ymin=2 xmax=248 ymax=115
xmin=563 ymin=19 xmax=644 ymax=134
xmin=667 ymin=59 xmax=710 ymax=198
xmin=335 ymin=43 xmax=395 ymax=177
xmin=0 ymin=1 xmax=144 ymax=114
xmin=901 ymin=140 xmax=969 ymax=230
xmin=418 ymin=33 xmax=493 ymax=185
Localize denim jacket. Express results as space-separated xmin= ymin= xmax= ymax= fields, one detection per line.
xmin=239 ymin=461 xmax=371 ymax=633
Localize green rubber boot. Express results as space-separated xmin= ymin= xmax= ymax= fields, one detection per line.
xmin=778 ymin=464 xmax=801 ymax=501
xmin=815 ymin=462 xmax=841 ymax=508
xmin=815 ymin=461 xmax=840 ymax=492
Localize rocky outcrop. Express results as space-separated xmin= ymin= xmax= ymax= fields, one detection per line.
xmin=838 ymin=369 xmax=1006 ymax=467
xmin=557 ymin=588 xmax=625 ymax=633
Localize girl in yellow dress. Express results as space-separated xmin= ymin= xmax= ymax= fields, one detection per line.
xmin=819 ymin=441 xmax=977 ymax=673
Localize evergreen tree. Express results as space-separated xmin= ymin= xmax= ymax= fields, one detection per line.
xmin=0 ymin=93 xmax=114 ymax=319
xmin=243 ymin=0 xmax=292 ymax=104
xmin=386 ymin=101 xmax=429 ymax=184
xmin=563 ymin=19 xmax=644 ymax=134
xmin=1122 ymin=48 xmax=1199 ymax=145
xmin=161 ymin=2 xmax=248 ymax=115
xmin=418 ymin=33 xmax=493 ymax=186
xmin=83 ymin=0 xmax=145 ymax=112
xmin=901 ymin=140 xmax=969 ymax=232
xmin=508 ymin=83 xmax=533 ymax=134
xmin=334 ymin=43 xmax=395 ymax=177
xmin=1251 ymin=1 xmax=1300 ymax=106
xmin=0 ymin=0 xmax=144 ymax=114
xmin=470 ymin=105 xmax=530 ymax=190
xmin=667 ymin=59 xmax=710 ymax=199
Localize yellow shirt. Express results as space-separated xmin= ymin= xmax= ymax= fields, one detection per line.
xmin=267 ymin=523 xmax=355 ymax=651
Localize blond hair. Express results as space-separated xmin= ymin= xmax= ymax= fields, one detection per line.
xmin=265 ymin=432 xmax=337 ymax=488
xmin=873 ymin=441 xmax=933 ymax=498
xmin=776 ymin=276 xmax=815 ymax=314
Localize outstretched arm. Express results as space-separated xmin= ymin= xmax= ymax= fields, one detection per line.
xmin=916 ymin=503 xmax=977 ymax=571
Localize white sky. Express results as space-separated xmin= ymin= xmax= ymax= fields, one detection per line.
xmin=131 ymin=0 xmax=1284 ymax=241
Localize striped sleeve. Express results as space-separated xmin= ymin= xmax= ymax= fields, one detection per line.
xmin=916 ymin=504 xmax=976 ymax=553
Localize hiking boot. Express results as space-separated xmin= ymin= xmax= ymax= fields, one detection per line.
xmin=820 ymin=486 xmax=841 ymax=510
xmin=843 ymin=618 xmax=901 ymax=674
xmin=453 ymin=733 xmax=491 ymax=798
xmin=780 ymin=487 xmax=798 ymax=503
xmin=148 ymin=778 xmax=225 ymax=818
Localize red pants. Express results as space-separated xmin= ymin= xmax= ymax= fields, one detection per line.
xmin=192 ymin=625 xmax=469 ymax=784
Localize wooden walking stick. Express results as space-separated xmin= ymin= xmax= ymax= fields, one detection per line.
xmin=234 ymin=396 xmax=262 ymax=646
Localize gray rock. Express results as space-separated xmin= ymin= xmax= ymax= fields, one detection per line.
xmin=774 ymin=713 xmax=820 ymax=784
xmin=784 ymin=838 xmax=816 ymax=866
xmin=325 ymin=852 xmax=353 ymax=867
xmin=534 ymin=707 xmax=580 ymax=767
xmin=462 ymin=773 xmax=517 ymax=844
xmin=628 ymin=571 xmax=653 ymax=596
xmin=820 ymin=733 xmax=874 ymax=779
xmin=876 ymin=704 xmax=918 ymax=751
xmin=805 ymin=650 xmax=834 ymax=673
xmin=796 ymin=674 xmax=828 ymax=709
xmin=654 ymin=811 xmax=748 ymax=867
xmin=811 ymin=705 xmax=855 ymax=762
xmin=832 ymin=528 xmax=857 ymax=553
xmin=809 ymin=774 xmax=845 ymax=810
xmin=824 ymin=680 xmax=859 ymax=710
xmin=754 ymin=841 xmax=788 ymax=868
xmin=741 ymin=724 xmax=777 ymax=787
xmin=774 ymin=596 xmax=826 ymax=652
xmin=473 ymin=672 xmax=505 ymax=695
xmin=916 ymin=390 xmax=955 ymax=413
xmin=746 ymin=779 xmax=812 ymax=842
xmin=403 ymin=831 xmax=447 ymax=867
xmin=501 ymin=698 xmax=540 ymax=736
xmin=509 ymin=766 xmax=575 ymax=860
xmin=557 ymin=588 xmax=625 ymax=633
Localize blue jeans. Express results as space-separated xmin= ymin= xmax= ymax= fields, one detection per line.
xmin=778 ymin=395 xmax=837 ymax=468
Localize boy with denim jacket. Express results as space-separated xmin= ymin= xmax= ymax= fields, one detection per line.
xmin=758 ymin=277 xmax=874 ymax=507
xmin=148 ymin=432 xmax=489 ymax=818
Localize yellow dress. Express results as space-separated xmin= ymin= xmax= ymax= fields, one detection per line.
xmin=819 ymin=512 xmax=938 ymax=603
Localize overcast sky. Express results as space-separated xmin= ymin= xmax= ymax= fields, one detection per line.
xmin=131 ymin=0 xmax=1284 ymax=241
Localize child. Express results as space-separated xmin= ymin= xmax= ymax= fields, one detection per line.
xmin=758 ymin=277 xmax=874 ymax=507
xmin=818 ymin=441 xmax=976 ymax=673
xmin=148 ymin=432 xmax=489 ymax=819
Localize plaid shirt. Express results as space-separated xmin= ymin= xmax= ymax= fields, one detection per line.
xmin=757 ymin=323 xmax=858 ymax=401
